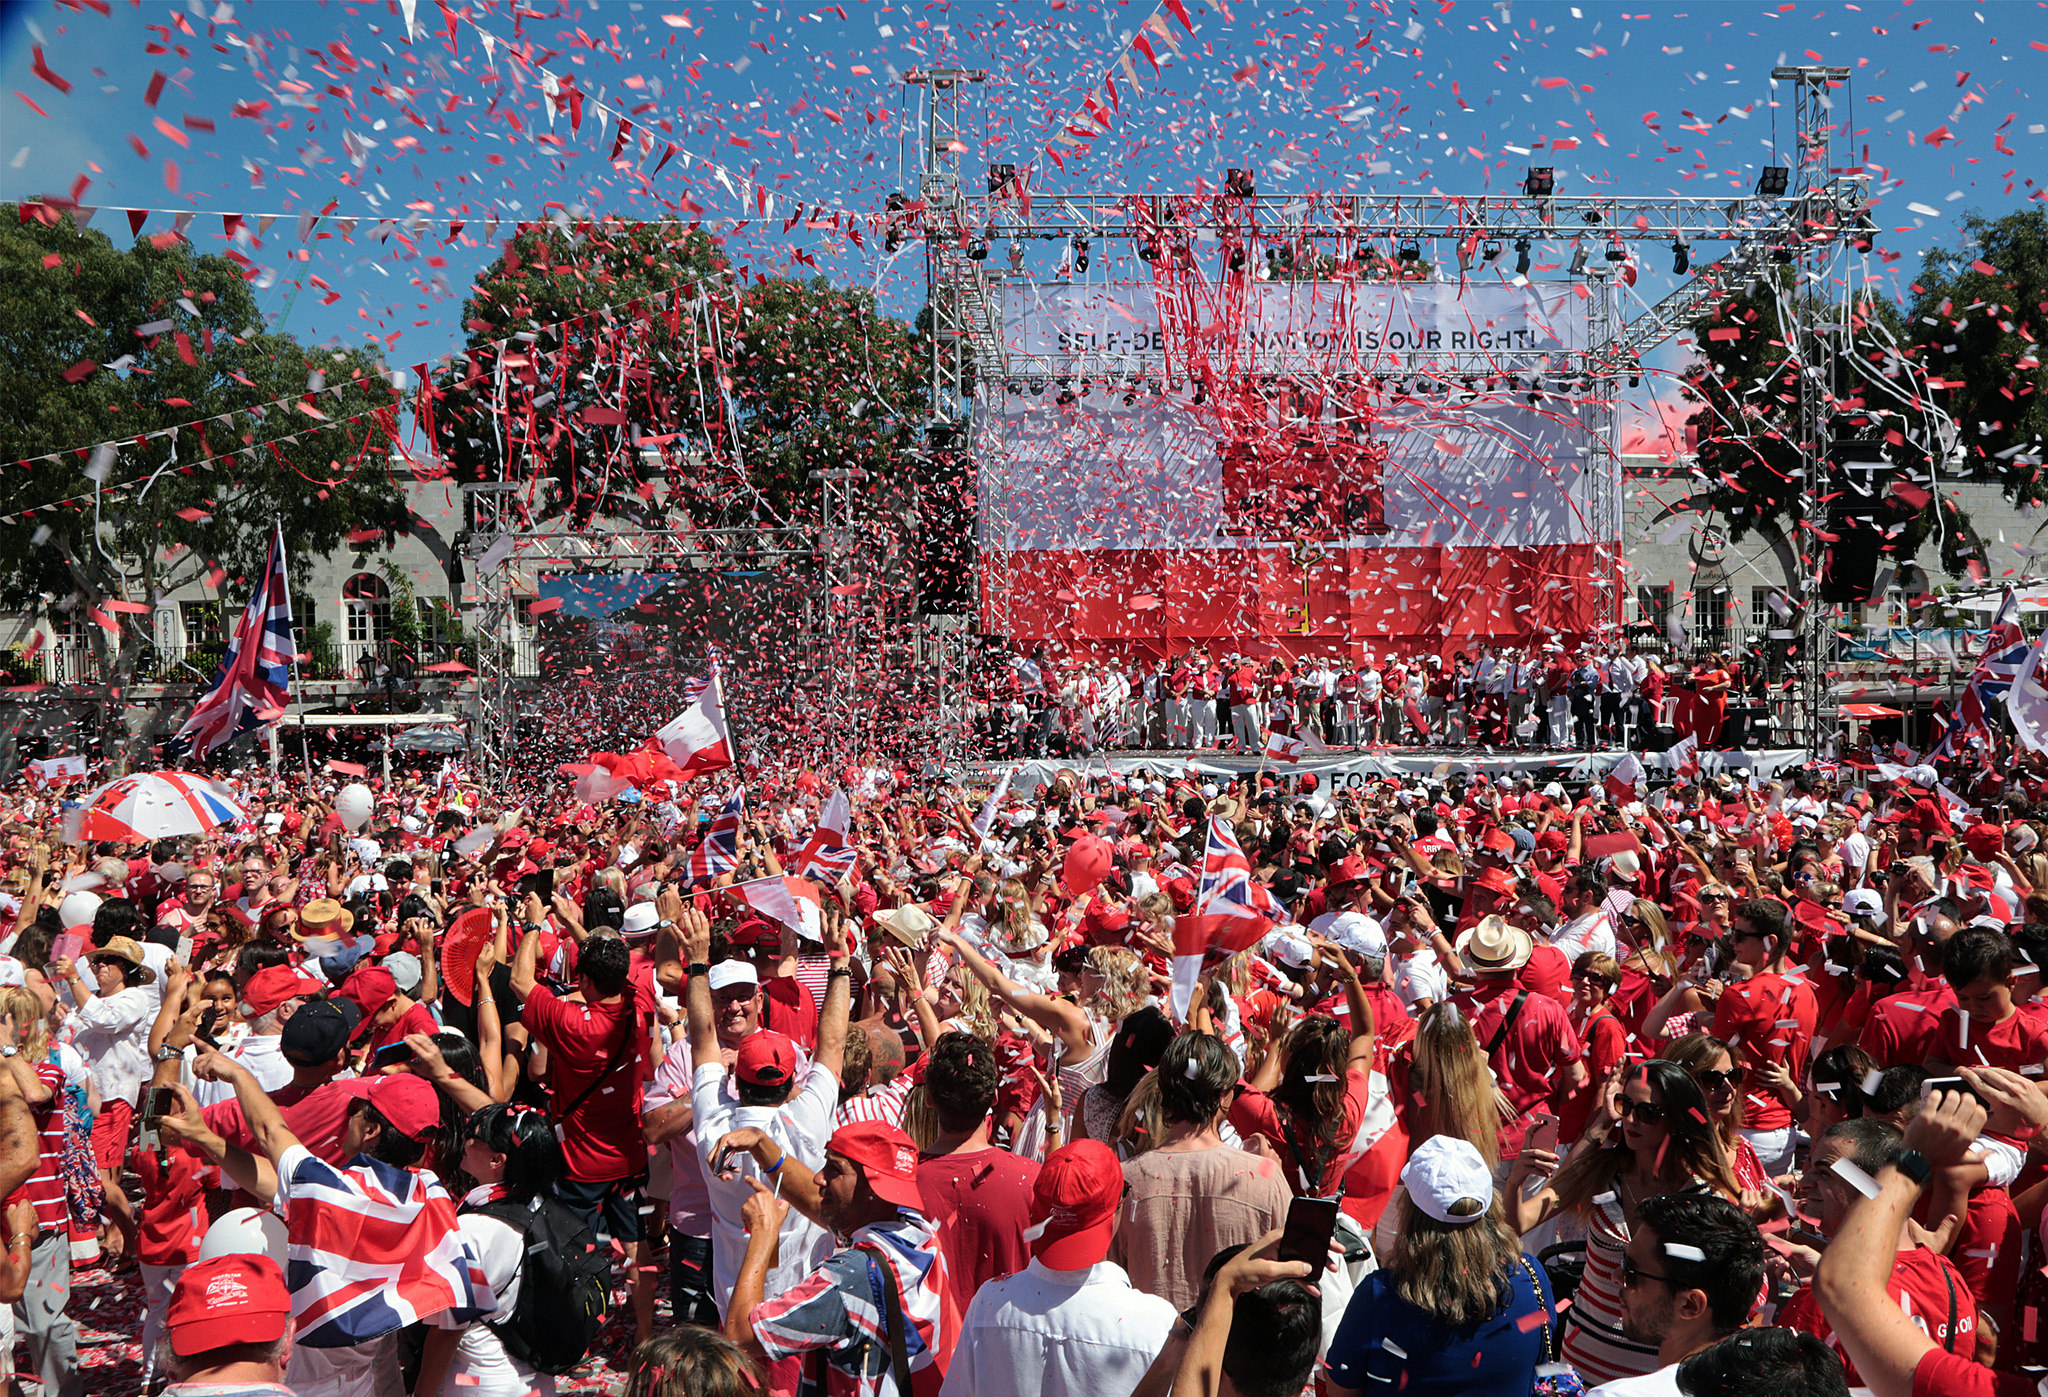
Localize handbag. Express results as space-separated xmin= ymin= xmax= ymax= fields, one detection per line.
xmin=1515 ymin=1254 xmax=1587 ymax=1397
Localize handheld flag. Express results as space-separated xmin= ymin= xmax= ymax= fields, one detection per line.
xmin=1934 ymin=588 xmax=2026 ymax=758
xmin=796 ymin=788 xmax=858 ymax=882
xmin=1171 ymin=817 xmax=1279 ymax=1018
xmin=1263 ymin=731 xmax=1305 ymax=764
xmin=653 ymin=683 xmax=733 ymax=775
xmin=170 ymin=524 xmax=293 ymax=757
xmin=689 ymin=788 xmax=745 ymax=881
xmin=2008 ymin=624 xmax=2048 ymax=753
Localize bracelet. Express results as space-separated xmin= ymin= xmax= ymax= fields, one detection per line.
xmin=766 ymin=1153 xmax=786 ymax=1174
xmin=828 ymin=966 xmax=853 ymax=980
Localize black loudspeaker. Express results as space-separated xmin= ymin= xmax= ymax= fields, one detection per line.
xmin=1817 ymin=437 xmax=1891 ymax=604
xmin=917 ymin=425 xmax=974 ymax=616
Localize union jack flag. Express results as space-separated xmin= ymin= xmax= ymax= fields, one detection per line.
xmin=681 ymin=646 xmax=724 ymax=705
xmin=170 ymin=524 xmax=293 ymax=758
xmin=1932 ymin=588 xmax=2027 ymax=759
xmin=1172 ymin=817 xmax=1280 ymax=1017
xmin=796 ymin=787 xmax=858 ymax=883
xmin=689 ymin=788 xmax=745 ymax=881
xmin=279 ymin=1149 xmax=490 ymax=1348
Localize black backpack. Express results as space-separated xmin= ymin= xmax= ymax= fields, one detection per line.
xmin=467 ymin=1193 xmax=613 ymax=1376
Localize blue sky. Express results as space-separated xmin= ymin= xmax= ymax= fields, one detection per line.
xmin=2 ymin=0 xmax=2043 ymax=442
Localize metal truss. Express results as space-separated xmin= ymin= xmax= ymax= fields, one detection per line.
xmin=921 ymin=63 xmax=1867 ymax=667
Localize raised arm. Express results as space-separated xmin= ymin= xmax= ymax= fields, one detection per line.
xmin=679 ymin=906 xmax=720 ymax=1070
xmin=813 ymin=902 xmax=854 ymax=1081
xmin=939 ymin=929 xmax=1093 ymax=1059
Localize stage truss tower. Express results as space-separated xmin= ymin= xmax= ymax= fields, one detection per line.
xmin=912 ymin=63 xmax=1868 ymax=754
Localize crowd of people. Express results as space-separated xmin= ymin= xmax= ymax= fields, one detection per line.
xmin=977 ymin=642 xmax=1778 ymax=757
xmin=0 ymin=747 xmax=2043 ymax=1397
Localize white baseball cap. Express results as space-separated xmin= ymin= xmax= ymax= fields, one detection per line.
xmin=706 ymin=962 xmax=759 ymax=993
xmin=1400 ymin=1134 xmax=1496 ymax=1225
xmin=1324 ymin=910 xmax=1387 ymax=959
xmin=1843 ymin=889 xmax=1885 ymax=923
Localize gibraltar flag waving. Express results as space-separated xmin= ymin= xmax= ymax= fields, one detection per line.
xmin=1172 ymin=817 xmax=1281 ymax=1019
xmin=653 ymin=684 xmax=734 ymax=776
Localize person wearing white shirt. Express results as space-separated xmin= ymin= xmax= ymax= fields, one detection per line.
xmin=940 ymin=1139 xmax=1176 ymax=1397
xmin=681 ymin=908 xmax=855 ymax=1314
xmin=1356 ymin=662 xmax=1384 ymax=746
xmin=1551 ymin=872 xmax=1617 ymax=963
xmin=1586 ymin=1192 xmax=1768 ymax=1397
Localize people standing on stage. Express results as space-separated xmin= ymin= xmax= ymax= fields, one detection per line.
xmin=1357 ymin=657 xmax=1384 ymax=747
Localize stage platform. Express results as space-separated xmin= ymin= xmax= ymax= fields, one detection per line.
xmin=968 ymin=745 xmax=1810 ymax=791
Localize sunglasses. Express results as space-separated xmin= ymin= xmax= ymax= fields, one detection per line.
xmin=1617 ymin=1097 xmax=1667 ymax=1124
xmin=1621 ymin=1255 xmax=1675 ymax=1288
xmin=1696 ymin=1067 xmax=1745 ymax=1091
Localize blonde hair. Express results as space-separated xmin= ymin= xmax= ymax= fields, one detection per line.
xmin=996 ymin=879 xmax=1039 ymax=953
xmin=1114 ymin=1071 xmax=1167 ymax=1158
xmin=1406 ymin=1003 xmax=1501 ymax=1161
xmin=1386 ymin=1189 xmax=1521 ymax=1328
xmin=1627 ymin=898 xmax=1672 ymax=960
xmin=898 ymin=1083 xmax=938 ymax=1151
xmin=0 ymin=988 xmax=47 ymax=1064
xmin=1086 ymin=946 xmax=1148 ymax=1024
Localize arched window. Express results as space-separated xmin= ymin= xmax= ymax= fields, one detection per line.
xmin=342 ymin=573 xmax=390 ymax=644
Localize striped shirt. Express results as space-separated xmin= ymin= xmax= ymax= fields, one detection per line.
xmin=21 ymin=1060 xmax=67 ymax=1232
xmin=834 ymin=1074 xmax=915 ymax=1131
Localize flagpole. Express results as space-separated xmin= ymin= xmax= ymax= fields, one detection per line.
xmin=277 ymin=520 xmax=311 ymax=777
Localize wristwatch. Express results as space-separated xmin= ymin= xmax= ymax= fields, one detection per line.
xmin=1893 ymin=1149 xmax=1933 ymax=1187
xmin=152 ymin=1043 xmax=183 ymax=1062
xmin=0 ymin=1045 xmax=16 ymax=1059
xmin=685 ymin=962 xmax=710 ymax=980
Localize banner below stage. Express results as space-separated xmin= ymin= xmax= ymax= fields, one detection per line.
xmin=966 ymin=747 xmax=1814 ymax=794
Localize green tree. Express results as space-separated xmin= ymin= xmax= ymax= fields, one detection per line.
xmin=1905 ymin=209 xmax=2048 ymax=504
xmin=0 ymin=203 xmax=409 ymax=753
xmin=426 ymin=218 xmax=927 ymax=524
xmin=1681 ymin=267 xmax=1981 ymax=576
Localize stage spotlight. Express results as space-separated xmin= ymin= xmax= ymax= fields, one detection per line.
xmin=1629 ymin=373 xmax=1641 ymax=388
xmin=1138 ymin=238 xmax=1158 ymax=263
xmin=1514 ymin=238 xmax=1532 ymax=275
xmin=1008 ymin=242 xmax=1024 ymax=271
xmin=1604 ymin=237 xmax=1627 ymax=263
xmin=987 ymin=163 xmax=1016 ymax=195
xmin=1524 ymin=167 xmax=1555 ymax=198
xmin=1029 ymin=379 xmax=1046 ymax=396
xmin=1192 ymin=382 xmax=1206 ymax=405
xmin=1483 ymin=238 xmax=1502 ymax=262
xmin=1756 ymin=165 xmax=1790 ymax=198
xmin=1397 ymin=238 xmax=1421 ymax=263
xmin=968 ymin=241 xmax=988 ymax=261
xmin=1072 ymin=236 xmax=1090 ymax=273
xmin=1569 ymin=243 xmax=1589 ymax=275
xmin=1671 ymin=240 xmax=1690 ymax=275
xmin=1851 ymin=211 xmax=1878 ymax=253
xmin=1228 ymin=242 xmax=1246 ymax=271
xmin=1007 ymin=380 xmax=1022 ymax=395
xmin=1771 ymin=244 xmax=1796 ymax=264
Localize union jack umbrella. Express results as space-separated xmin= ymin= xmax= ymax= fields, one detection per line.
xmin=76 ymin=771 xmax=247 ymax=841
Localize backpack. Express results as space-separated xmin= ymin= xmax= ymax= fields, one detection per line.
xmin=468 ymin=1193 xmax=613 ymax=1376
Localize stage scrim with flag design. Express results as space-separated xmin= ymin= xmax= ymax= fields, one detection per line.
xmin=980 ymin=281 xmax=1618 ymax=655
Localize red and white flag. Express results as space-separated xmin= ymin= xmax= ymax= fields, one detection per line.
xmin=1667 ymin=733 xmax=1700 ymax=780
xmin=1604 ymin=751 xmax=1646 ymax=804
xmin=25 ymin=756 xmax=87 ymax=789
xmin=1172 ymin=818 xmax=1280 ymax=1018
xmin=653 ymin=684 xmax=733 ymax=776
xmin=1263 ymin=731 xmax=1304 ymax=763
xmin=730 ymin=874 xmax=824 ymax=942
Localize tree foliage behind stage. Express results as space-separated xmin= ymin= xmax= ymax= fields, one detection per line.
xmin=1681 ymin=211 xmax=2048 ymax=580
xmin=424 ymin=219 xmax=929 ymax=526
xmin=0 ymin=204 xmax=408 ymax=695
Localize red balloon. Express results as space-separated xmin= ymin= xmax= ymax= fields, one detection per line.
xmin=1062 ymin=834 xmax=1114 ymax=898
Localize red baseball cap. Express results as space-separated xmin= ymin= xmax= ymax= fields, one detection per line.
xmin=735 ymin=1031 xmax=798 ymax=1089
xmin=339 ymin=966 xmax=399 ymax=1038
xmin=1031 ymin=1140 xmax=1123 ymax=1269
xmin=167 ymin=1254 xmax=293 ymax=1356
xmin=827 ymin=1121 xmax=924 ymax=1213
xmin=341 ymin=1073 xmax=442 ymax=1141
xmin=241 ymin=965 xmax=327 ymax=1018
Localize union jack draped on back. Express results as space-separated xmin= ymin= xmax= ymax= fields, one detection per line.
xmin=1933 ymin=588 xmax=2027 ymax=759
xmin=1170 ymin=817 xmax=1280 ymax=1017
xmin=689 ymin=788 xmax=745 ymax=881
xmin=796 ymin=787 xmax=859 ymax=882
xmin=170 ymin=524 xmax=294 ymax=758
xmin=280 ymin=1149 xmax=490 ymax=1348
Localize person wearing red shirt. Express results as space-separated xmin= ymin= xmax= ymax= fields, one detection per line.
xmin=1559 ymin=953 xmax=1632 ymax=1144
xmin=1783 ymin=1115 xmax=1979 ymax=1385
xmin=511 ymin=925 xmax=657 ymax=1343
xmin=914 ymin=1032 xmax=1040 ymax=1320
xmin=1448 ymin=916 xmax=1587 ymax=1160
xmin=1859 ymin=910 xmax=1961 ymax=1070
xmin=337 ymin=965 xmax=437 ymax=1057
xmin=1711 ymin=898 xmax=1817 ymax=1174
xmin=1929 ymin=926 xmax=2048 ymax=1075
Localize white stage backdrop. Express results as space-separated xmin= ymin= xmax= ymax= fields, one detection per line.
xmin=984 ymin=281 xmax=1605 ymax=553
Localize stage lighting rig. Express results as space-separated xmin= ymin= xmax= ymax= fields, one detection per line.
xmin=1756 ymin=165 xmax=1790 ymax=198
